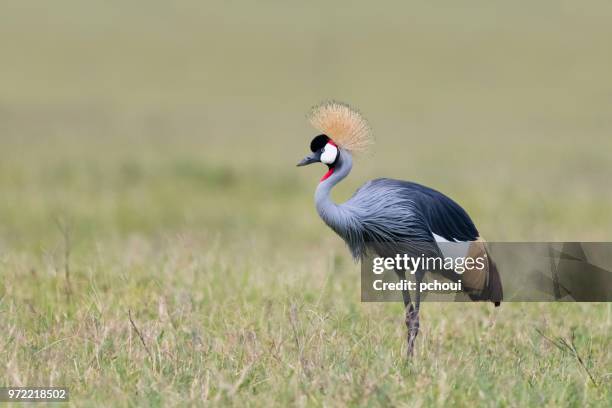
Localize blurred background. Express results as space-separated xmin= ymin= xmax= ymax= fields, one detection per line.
xmin=0 ymin=1 xmax=611 ymax=404
xmin=2 ymin=0 xmax=611 ymax=247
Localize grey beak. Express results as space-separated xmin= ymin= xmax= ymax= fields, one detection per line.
xmin=297 ymin=152 xmax=319 ymax=167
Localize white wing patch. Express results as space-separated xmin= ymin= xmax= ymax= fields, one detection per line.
xmin=432 ymin=233 xmax=451 ymax=243
xmin=433 ymin=233 xmax=470 ymax=259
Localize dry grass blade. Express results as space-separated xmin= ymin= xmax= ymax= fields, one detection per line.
xmin=128 ymin=309 xmax=153 ymax=361
xmin=535 ymin=327 xmax=598 ymax=387
xmin=55 ymin=217 xmax=73 ymax=300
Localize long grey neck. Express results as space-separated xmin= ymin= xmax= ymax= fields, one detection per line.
xmin=315 ymin=149 xmax=354 ymax=233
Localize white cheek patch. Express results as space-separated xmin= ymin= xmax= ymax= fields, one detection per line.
xmin=320 ymin=143 xmax=338 ymax=164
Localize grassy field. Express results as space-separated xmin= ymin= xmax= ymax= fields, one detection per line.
xmin=1 ymin=1 xmax=611 ymax=406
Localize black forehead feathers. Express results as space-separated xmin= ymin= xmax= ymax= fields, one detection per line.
xmin=310 ymin=134 xmax=329 ymax=152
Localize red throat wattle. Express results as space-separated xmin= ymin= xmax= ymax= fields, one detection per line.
xmin=320 ymin=138 xmax=337 ymax=182
xmin=320 ymin=167 xmax=334 ymax=182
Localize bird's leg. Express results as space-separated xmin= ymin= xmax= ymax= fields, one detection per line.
xmin=396 ymin=269 xmax=415 ymax=358
xmin=406 ymin=304 xmax=419 ymax=357
xmin=405 ymin=302 xmax=415 ymax=356
xmin=407 ymin=270 xmax=424 ymax=357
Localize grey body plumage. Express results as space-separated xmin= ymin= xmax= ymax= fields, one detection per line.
xmin=315 ymin=149 xmax=475 ymax=261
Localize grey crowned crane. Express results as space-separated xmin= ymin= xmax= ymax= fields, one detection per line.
xmin=297 ymin=102 xmax=503 ymax=357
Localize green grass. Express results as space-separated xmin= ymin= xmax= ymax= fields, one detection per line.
xmin=1 ymin=1 xmax=611 ymax=406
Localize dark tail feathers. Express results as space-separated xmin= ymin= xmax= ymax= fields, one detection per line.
xmin=467 ymin=249 xmax=503 ymax=306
